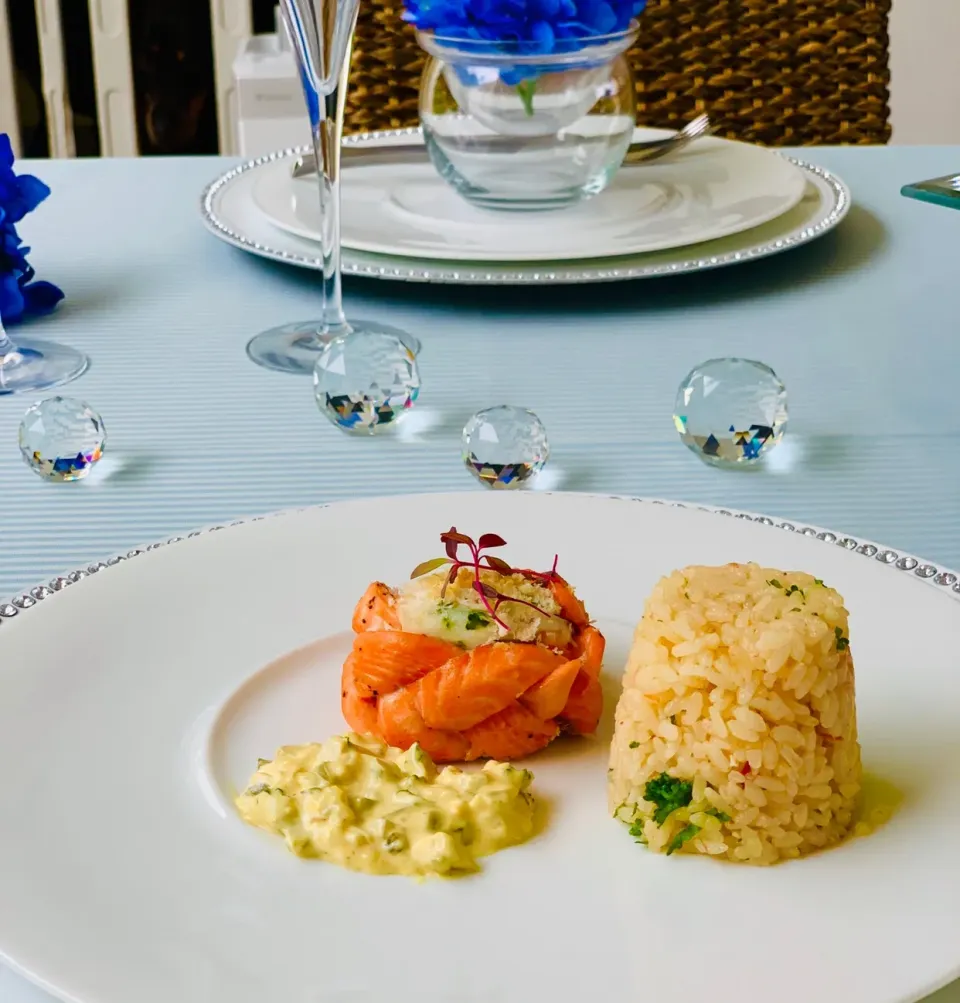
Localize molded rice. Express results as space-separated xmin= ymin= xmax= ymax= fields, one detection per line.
xmin=608 ymin=562 xmax=861 ymax=864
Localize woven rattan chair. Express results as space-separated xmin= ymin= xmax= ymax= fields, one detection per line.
xmin=347 ymin=0 xmax=891 ymax=144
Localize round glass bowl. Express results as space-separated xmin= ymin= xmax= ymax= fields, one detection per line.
xmin=417 ymin=26 xmax=638 ymax=211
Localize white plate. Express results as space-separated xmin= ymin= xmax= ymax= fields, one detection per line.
xmin=251 ymin=128 xmax=808 ymax=262
xmin=1 ymin=493 xmax=959 ymax=1003
xmin=201 ymin=132 xmax=850 ymax=285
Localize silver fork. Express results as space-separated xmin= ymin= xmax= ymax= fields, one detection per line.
xmin=290 ymin=113 xmax=712 ymax=178
xmin=622 ymin=113 xmax=711 ymax=165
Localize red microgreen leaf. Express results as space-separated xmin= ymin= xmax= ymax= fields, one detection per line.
xmin=477 ymin=533 xmax=507 ymax=550
xmin=440 ymin=527 xmax=470 ymax=559
xmin=483 ymin=555 xmax=513 ymax=574
xmin=410 ymin=557 xmax=450 ymax=579
xmin=473 ymin=581 xmax=498 ymax=599
xmin=440 ymin=528 xmax=473 ymax=546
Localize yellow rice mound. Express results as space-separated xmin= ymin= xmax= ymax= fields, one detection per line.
xmin=609 ymin=563 xmax=861 ymax=864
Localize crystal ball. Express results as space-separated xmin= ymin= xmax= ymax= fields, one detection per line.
xmin=19 ymin=396 xmax=106 ymax=482
xmin=673 ymin=358 xmax=788 ymax=468
xmin=461 ymin=405 xmax=550 ymax=488
xmin=313 ymin=330 xmax=421 ymax=435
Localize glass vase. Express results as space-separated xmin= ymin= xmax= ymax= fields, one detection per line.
xmin=417 ymin=26 xmax=638 ymax=212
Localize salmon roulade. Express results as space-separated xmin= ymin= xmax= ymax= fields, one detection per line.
xmin=340 ymin=527 xmax=605 ymax=762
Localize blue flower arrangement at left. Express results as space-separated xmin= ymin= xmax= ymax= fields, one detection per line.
xmin=0 ymin=133 xmax=64 ymax=327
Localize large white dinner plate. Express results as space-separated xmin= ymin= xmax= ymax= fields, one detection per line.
xmin=4 ymin=493 xmax=958 ymax=1003
xmin=201 ymin=133 xmax=850 ymax=285
xmin=251 ymin=128 xmax=807 ymax=262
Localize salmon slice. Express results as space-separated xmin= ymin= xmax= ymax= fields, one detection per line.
xmin=341 ymin=653 xmax=380 ymax=735
xmin=464 ymin=701 xmax=559 ymax=761
xmin=558 ymin=669 xmax=603 ymax=735
xmin=350 ymin=631 xmax=460 ymax=700
xmin=549 ymin=576 xmax=589 ymax=628
xmin=518 ymin=657 xmax=581 ymax=720
xmin=377 ymin=685 xmax=469 ymax=762
xmin=577 ymin=625 xmax=605 ymax=680
xmin=519 ymin=625 xmax=605 ymax=719
xmin=418 ymin=642 xmax=566 ymax=732
xmin=351 ymin=582 xmax=400 ymax=633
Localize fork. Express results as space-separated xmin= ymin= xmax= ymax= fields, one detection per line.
xmin=290 ymin=113 xmax=713 ymax=178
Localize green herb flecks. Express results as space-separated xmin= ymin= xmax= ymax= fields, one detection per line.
xmin=628 ymin=817 xmax=648 ymax=844
xmin=643 ymin=773 xmax=694 ymax=826
xmin=465 ymin=610 xmax=490 ymax=630
xmin=766 ymin=578 xmax=783 ymax=590
xmin=516 ymin=78 xmax=537 ymax=116
xmin=835 ymin=626 xmax=850 ymax=652
xmin=705 ymin=807 xmax=731 ymax=823
xmin=666 ymin=823 xmax=701 ymax=855
xmin=629 ymin=741 xmax=640 ymax=749
xmin=814 ymin=578 xmax=824 ymax=586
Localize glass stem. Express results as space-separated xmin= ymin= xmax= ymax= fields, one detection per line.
xmin=0 ymin=312 xmax=18 ymax=361
xmin=313 ymin=29 xmax=354 ymax=339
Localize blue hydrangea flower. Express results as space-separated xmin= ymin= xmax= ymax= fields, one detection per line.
xmin=404 ymin=0 xmax=646 ymax=49
xmin=0 ymin=133 xmax=64 ymax=326
xmin=407 ymin=0 xmax=644 ymax=103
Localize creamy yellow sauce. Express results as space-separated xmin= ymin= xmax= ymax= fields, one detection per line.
xmin=397 ymin=566 xmax=572 ymax=650
xmin=235 ymin=733 xmax=537 ymax=876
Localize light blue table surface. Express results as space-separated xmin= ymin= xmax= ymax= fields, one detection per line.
xmin=1 ymin=147 xmax=959 ymax=1003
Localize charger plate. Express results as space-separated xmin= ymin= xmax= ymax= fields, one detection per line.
xmin=200 ymin=129 xmax=850 ymax=285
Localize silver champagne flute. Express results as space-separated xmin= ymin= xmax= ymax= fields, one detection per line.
xmin=246 ymin=0 xmax=417 ymax=374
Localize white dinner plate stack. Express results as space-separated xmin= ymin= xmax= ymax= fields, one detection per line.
xmin=201 ymin=127 xmax=851 ymax=286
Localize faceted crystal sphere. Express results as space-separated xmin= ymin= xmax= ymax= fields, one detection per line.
xmin=461 ymin=405 xmax=549 ymax=488
xmin=673 ymin=358 xmax=788 ymax=468
xmin=19 ymin=396 xmax=106 ymax=482
xmin=313 ymin=330 xmax=420 ymax=435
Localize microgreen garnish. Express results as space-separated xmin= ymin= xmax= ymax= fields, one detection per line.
xmin=666 ymin=823 xmax=700 ymax=855
xmin=835 ymin=626 xmax=850 ymax=652
xmin=410 ymin=528 xmax=569 ymax=633
xmin=643 ymin=773 xmax=694 ymax=826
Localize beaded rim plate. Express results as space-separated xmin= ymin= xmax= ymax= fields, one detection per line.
xmin=0 ymin=492 xmax=958 ymax=1003
xmin=3 ymin=496 xmax=958 ymax=616
xmin=199 ymin=128 xmax=851 ymax=286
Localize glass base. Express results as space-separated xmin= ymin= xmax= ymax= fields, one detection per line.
xmin=247 ymin=320 xmax=422 ymax=375
xmin=422 ymin=123 xmax=627 ymax=212
xmin=0 ymin=338 xmax=90 ymax=396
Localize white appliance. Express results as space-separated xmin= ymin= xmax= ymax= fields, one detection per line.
xmin=233 ymin=27 xmax=309 ymax=158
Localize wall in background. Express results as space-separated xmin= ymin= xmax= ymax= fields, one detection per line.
xmin=2 ymin=0 xmax=959 ymax=154
xmin=889 ymin=0 xmax=960 ymax=144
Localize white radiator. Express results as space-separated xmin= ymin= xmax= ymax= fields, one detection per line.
xmin=0 ymin=0 xmax=253 ymax=157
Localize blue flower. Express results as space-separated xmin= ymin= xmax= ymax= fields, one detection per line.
xmin=404 ymin=0 xmax=646 ymax=49
xmin=0 ymin=133 xmax=64 ymax=326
